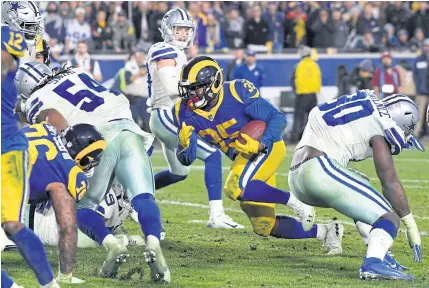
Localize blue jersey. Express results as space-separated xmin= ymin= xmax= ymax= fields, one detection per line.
xmin=1 ymin=25 xmax=28 ymax=154
xmin=174 ymin=79 xmax=287 ymax=159
xmin=22 ymin=123 xmax=88 ymax=204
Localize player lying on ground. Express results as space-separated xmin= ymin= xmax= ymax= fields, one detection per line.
xmin=174 ymin=56 xmax=343 ymax=252
xmin=147 ymin=8 xmax=242 ymax=229
xmin=288 ymin=90 xmax=423 ymax=280
xmin=16 ymin=62 xmax=170 ymax=283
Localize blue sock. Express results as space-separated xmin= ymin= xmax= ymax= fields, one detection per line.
xmin=77 ymin=208 xmax=112 ymax=245
xmin=154 ymin=170 xmax=187 ymax=190
xmin=132 ymin=193 xmax=161 ymax=239
xmin=2 ymin=270 xmax=15 ymax=288
xmin=9 ymin=227 xmax=54 ymax=285
xmin=270 ymin=216 xmax=318 ymax=239
xmin=370 ymin=218 xmax=398 ymax=239
xmin=204 ymin=150 xmax=222 ymax=201
xmin=241 ymin=180 xmax=291 ymax=204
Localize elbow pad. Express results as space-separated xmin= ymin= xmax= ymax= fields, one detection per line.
xmin=157 ymin=65 xmax=179 ymax=97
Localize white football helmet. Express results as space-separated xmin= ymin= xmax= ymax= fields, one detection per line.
xmin=1 ymin=1 xmax=43 ymax=46
xmin=382 ymin=94 xmax=420 ymax=136
xmin=159 ymin=8 xmax=196 ymax=49
xmin=15 ymin=61 xmax=53 ymax=101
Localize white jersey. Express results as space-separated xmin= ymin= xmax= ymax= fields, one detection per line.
xmin=25 ymin=68 xmax=132 ymax=128
xmin=297 ymin=90 xmax=407 ymax=167
xmin=147 ymin=42 xmax=187 ymax=109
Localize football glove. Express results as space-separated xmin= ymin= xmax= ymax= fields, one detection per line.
xmin=405 ymin=135 xmax=425 ymax=152
xmin=229 ymin=133 xmax=261 ymax=155
xmin=178 ymin=122 xmax=195 ymax=151
xmin=401 ymin=213 xmax=422 ymax=263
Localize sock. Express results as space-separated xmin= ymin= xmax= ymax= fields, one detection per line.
xmin=209 ymin=200 xmax=224 ymax=217
xmin=355 ymin=220 xmax=372 ymax=245
xmin=9 ymin=227 xmax=54 ymax=285
xmin=366 ymin=218 xmax=397 ymax=262
xmin=154 ymin=170 xmax=187 ymax=190
xmin=2 ymin=270 xmax=15 ymax=288
xmin=241 ymin=180 xmax=291 ymax=204
xmin=204 ymin=150 xmax=223 ymax=201
xmin=270 ymin=216 xmax=318 ymax=239
xmin=316 ymin=224 xmax=328 ymax=240
xmin=132 ymin=193 xmax=161 ymax=240
xmin=77 ymin=208 xmax=112 ymax=245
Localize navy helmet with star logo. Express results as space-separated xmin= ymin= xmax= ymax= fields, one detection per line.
xmin=382 ymin=94 xmax=420 ymax=136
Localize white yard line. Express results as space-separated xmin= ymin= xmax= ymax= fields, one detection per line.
xmin=158 ymin=200 xmax=429 ymax=236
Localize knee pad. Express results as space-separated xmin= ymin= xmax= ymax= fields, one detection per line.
xmin=240 ymin=201 xmax=276 ymax=237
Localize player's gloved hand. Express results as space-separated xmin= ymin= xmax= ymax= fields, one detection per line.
xmin=178 ymin=122 xmax=195 ymax=150
xmin=230 ymin=133 xmax=262 ymax=155
xmin=57 ymin=271 xmax=86 ymax=284
xmin=405 ymin=135 xmax=425 ymax=152
xmin=401 ymin=213 xmax=422 ymax=263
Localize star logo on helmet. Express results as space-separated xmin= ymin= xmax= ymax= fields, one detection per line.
xmin=8 ymin=2 xmax=25 ymax=17
xmin=404 ymin=116 xmax=417 ymax=133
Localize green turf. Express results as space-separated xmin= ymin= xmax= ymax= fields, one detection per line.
xmin=2 ymin=147 xmax=429 ymax=287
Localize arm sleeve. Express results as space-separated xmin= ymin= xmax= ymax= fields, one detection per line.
xmin=157 ymin=65 xmax=180 ymax=98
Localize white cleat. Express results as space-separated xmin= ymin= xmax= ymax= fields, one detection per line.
xmin=323 ymin=220 xmax=344 ymax=255
xmin=127 ymin=235 xmax=145 ymax=246
xmin=99 ymin=240 xmax=129 ymax=278
xmin=207 ymin=214 xmax=244 ymax=229
xmin=40 ymin=279 xmax=60 ymax=288
xmin=144 ymin=236 xmax=170 ymax=283
xmin=295 ymin=203 xmax=315 ymax=231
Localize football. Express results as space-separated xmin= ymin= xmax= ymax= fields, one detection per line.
xmin=237 ymin=120 xmax=267 ymax=144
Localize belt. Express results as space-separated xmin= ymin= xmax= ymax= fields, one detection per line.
xmin=108 ymin=118 xmax=130 ymax=123
xmin=289 ymin=157 xmax=315 ymax=171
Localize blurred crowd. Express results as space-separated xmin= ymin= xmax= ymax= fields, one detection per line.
xmin=38 ymin=1 xmax=429 ymax=55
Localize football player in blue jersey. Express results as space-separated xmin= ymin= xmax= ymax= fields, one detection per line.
xmin=1 ymin=24 xmax=58 ymax=288
xmin=22 ymin=122 xmax=105 ymax=284
xmin=174 ymin=56 xmax=343 ymax=250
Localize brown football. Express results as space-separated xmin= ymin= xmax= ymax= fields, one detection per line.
xmin=237 ymin=120 xmax=267 ymax=144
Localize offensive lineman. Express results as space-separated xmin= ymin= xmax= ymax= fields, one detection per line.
xmin=147 ymin=8 xmax=241 ymax=229
xmin=17 ymin=62 xmax=170 ymax=283
xmin=288 ymin=91 xmax=423 ymax=280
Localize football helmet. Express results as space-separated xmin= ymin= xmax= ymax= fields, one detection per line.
xmin=159 ymin=8 xmax=196 ymax=49
xmin=61 ymin=124 xmax=106 ymax=171
xmin=178 ymin=56 xmax=223 ymax=110
xmin=1 ymin=1 xmax=43 ymax=46
xmin=382 ymin=94 xmax=419 ymax=136
xmin=15 ymin=61 xmax=53 ymax=100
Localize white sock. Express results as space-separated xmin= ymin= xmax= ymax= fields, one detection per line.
xmin=209 ymin=200 xmax=224 ymax=217
xmin=316 ymin=224 xmax=328 ymax=240
xmin=146 ymin=234 xmax=160 ymax=249
xmin=12 ymin=284 xmax=22 ymax=288
xmin=355 ymin=221 xmax=372 ymax=246
xmin=366 ymin=228 xmax=393 ymax=261
xmin=286 ymin=193 xmax=301 ymax=211
xmin=101 ymin=234 xmax=118 ymax=250
xmin=40 ymin=279 xmax=57 ymax=288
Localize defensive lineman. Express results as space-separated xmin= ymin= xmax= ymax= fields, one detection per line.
xmin=146 ymin=8 xmax=241 ymax=228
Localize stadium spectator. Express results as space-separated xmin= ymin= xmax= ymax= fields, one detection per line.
xmin=263 ymin=2 xmax=285 ymax=53
xmin=132 ymin=2 xmax=152 ymax=52
xmin=244 ymin=5 xmax=270 ymax=52
xmin=385 ymin=2 xmax=409 ymax=33
xmin=206 ymin=14 xmax=225 ymax=52
xmin=149 ymin=2 xmax=169 ymax=44
xmin=222 ymin=7 xmax=245 ymax=49
xmin=211 ymin=2 xmax=224 ymax=22
xmin=357 ymin=4 xmax=380 ymax=36
xmin=112 ymin=11 xmax=136 ymax=53
xmin=44 ymin=2 xmax=67 ymax=44
xmin=66 ymin=40 xmax=103 ymax=82
xmin=91 ymin=10 xmax=113 ymax=50
xmin=396 ymin=29 xmax=411 ymax=52
xmin=226 ymin=48 xmax=245 ymax=81
xmin=171 ymin=1 xmax=186 ymax=9
xmin=372 ymin=51 xmax=401 ymax=98
xmin=59 ymin=1 xmax=74 ymax=26
xmin=336 ymin=65 xmax=351 ymax=96
xmin=188 ymin=2 xmax=208 ymax=48
xmin=409 ymin=28 xmax=426 ymax=52
xmin=350 ymin=59 xmax=374 ymax=92
xmin=84 ymin=3 xmax=95 ymax=24
xmin=65 ymin=7 xmax=92 ymax=54
xmin=395 ymin=60 xmax=416 ymax=96
xmin=47 ymin=38 xmax=64 ymax=69
xmin=285 ymin=5 xmax=307 ymax=48
xmin=407 ymin=2 xmax=429 ymax=39
xmin=332 ymin=9 xmax=349 ymax=49
xmin=305 ymin=1 xmax=321 ymax=48
xmin=383 ymin=23 xmax=399 ymax=47
xmin=413 ymin=39 xmax=429 ymax=137
xmin=290 ymin=45 xmax=321 ymax=143
xmin=231 ymin=50 xmax=264 ymax=90
xmin=310 ymin=9 xmax=334 ymax=48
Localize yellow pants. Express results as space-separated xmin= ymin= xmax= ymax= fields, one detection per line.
xmin=224 ymin=141 xmax=286 ymax=236
xmin=1 ymin=148 xmax=35 ymax=223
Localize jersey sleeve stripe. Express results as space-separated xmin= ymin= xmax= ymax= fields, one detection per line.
xmin=152 ymin=53 xmax=178 ymax=62
xmin=152 ymin=47 xmax=175 ymax=58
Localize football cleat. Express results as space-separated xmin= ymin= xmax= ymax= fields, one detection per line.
xmin=207 ymin=213 xmax=244 ymax=229
xmin=144 ymin=236 xmax=171 ymax=283
xmin=359 ymin=258 xmax=414 ymax=280
xmin=41 ymin=279 xmax=60 ymax=288
xmin=384 ymin=251 xmax=408 ymax=271
xmin=291 ymin=201 xmax=315 ymax=231
xmin=323 ymin=220 xmax=344 ymax=255
xmin=99 ymin=241 xmax=129 ymax=278
xmin=127 ymin=235 xmax=145 ymax=246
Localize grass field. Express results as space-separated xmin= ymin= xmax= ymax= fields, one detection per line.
xmin=2 ymin=145 xmax=429 ymax=288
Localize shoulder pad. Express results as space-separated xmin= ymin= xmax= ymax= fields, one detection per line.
xmin=1 ymin=25 xmax=27 ymax=57
xmin=149 ymin=42 xmax=180 ymax=62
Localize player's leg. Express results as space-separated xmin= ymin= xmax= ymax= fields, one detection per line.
xmin=2 ymin=270 xmax=23 ymax=288
xmin=150 ymin=109 xmax=189 ymax=188
xmin=1 ymin=149 xmax=56 ymax=287
xmin=290 ymin=155 xmax=413 ymax=279
xmin=114 ymin=130 xmax=170 ymax=283
xmin=76 ymin=141 xmax=128 ymax=278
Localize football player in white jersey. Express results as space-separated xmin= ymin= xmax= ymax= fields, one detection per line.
xmin=286 ymin=91 xmax=424 ymax=280
xmin=146 ymin=8 xmax=242 ymax=229
xmin=16 ymin=62 xmax=171 ymax=283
